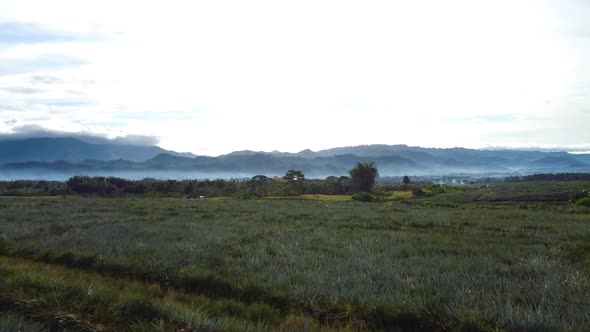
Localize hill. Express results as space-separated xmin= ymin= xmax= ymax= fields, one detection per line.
xmin=0 ymin=137 xmax=194 ymax=163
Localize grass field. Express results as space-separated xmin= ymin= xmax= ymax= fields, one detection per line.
xmin=0 ymin=181 xmax=589 ymax=331
xmin=300 ymin=194 xmax=352 ymax=201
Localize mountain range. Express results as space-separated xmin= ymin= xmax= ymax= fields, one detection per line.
xmin=0 ymin=137 xmax=589 ymax=180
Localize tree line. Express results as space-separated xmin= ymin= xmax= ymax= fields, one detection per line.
xmin=0 ymin=162 xmax=382 ymax=198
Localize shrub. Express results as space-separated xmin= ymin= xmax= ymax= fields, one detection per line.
xmin=352 ymin=192 xmax=374 ymax=202
xmin=412 ymin=186 xmax=425 ymax=197
xmin=571 ymin=189 xmax=589 ymax=201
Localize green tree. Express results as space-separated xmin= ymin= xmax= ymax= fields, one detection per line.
xmin=184 ymin=181 xmax=194 ymax=195
xmin=402 ymin=175 xmax=411 ymax=185
xmin=248 ymin=175 xmax=269 ymax=198
xmin=349 ymin=162 xmax=378 ymax=193
xmin=412 ymin=186 xmax=425 ymax=196
xmin=282 ymin=170 xmax=305 ymax=195
xmin=283 ymin=170 xmax=305 ymax=182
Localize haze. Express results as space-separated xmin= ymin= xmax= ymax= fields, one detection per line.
xmin=1 ymin=0 xmax=589 ymax=156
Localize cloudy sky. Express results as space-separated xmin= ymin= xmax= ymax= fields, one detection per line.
xmin=0 ymin=0 xmax=589 ymax=155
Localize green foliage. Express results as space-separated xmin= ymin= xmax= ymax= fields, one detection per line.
xmin=283 ymin=169 xmax=304 ymax=182
xmin=402 ymin=175 xmax=411 ymax=185
xmin=312 ymin=176 xmax=351 ymax=195
xmin=505 ymin=173 xmax=590 ymax=182
xmin=203 ymin=299 xmax=246 ymax=318
xmin=282 ymin=170 xmax=305 ymax=196
xmin=412 ymin=186 xmax=425 ymax=197
xmin=349 ymin=162 xmax=378 ymax=193
xmin=247 ymin=175 xmax=270 ymax=198
xmin=562 ymin=241 xmax=590 ymax=271
xmin=3 ymin=174 xmax=590 ymax=202
xmin=183 ymin=181 xmax=194 ymax=195
xmin=351 ymin=192 xmax=374 ymax=202
xmin=0 ymin=257 xmax=264 ymax=331
xmin=244 ymin=303 xmax=280 ymax=323
xmin=576 ymin=197 xmax=590 ymax=207
xmin=571 ymin=188 xmax=589 ymax=201
xmin=0 ymin=313 xmax=46 ymax=332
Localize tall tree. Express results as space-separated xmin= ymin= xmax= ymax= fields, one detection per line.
xmin=402 ymin=175 xmax=411 ymax=185
xmin=283 ymin=170 xmax=305 ymax=195
xmin=349 ymin=162 xmax=378 ymax=193
xmin=283 ymin=169 xmax=305 ymax=182
xmin=248 ymin=175 xmax=269 ymax=198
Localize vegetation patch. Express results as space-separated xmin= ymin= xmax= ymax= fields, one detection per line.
xmin=577 ymin=197 xmax=590 ymax=207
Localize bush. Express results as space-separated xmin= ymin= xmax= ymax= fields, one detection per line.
xmin=352 ymin=192 xmax=374 ymax=202
xmin=412 ymin=186 xmax=425 ymax=197
xmin=572 ymin=189 xmax=589 ymax=201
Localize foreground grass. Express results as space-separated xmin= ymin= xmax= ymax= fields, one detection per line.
xmin=0 ymin=184 xmax=589 ymax=330
xmin=0 ymin=312 xmax=45 ymax=332
xmin=0 ymin=256 xmax=325 ymax=331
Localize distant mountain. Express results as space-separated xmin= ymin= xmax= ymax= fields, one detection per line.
xmin=1 ymin=140 xmax=589 ymax=180
xmin=530 ymin=156 xmax=588 ymax=167
xmin=0 ymin=137 xmax=194 ymax=163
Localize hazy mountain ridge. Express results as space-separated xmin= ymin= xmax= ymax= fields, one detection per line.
xmin=0 ymin=137 xmax=589 ymax=180
xmin=0 ymin=137 xmax=195 ymax=163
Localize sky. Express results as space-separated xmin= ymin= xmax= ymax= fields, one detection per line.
xmin=0 ymin=0 xmax=589 ymax=156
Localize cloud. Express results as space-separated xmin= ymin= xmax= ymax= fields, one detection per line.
xmin=28 ymin=75 xmax=62 ymax=85
xmin=64 ymin=90 xmax=86 ymax=95
xmin=0 ymin=21 xmax=100 ymax=45
xmin=447 ymin=114 xmax=522 ymax=123
xmin=0 ymin=124 xmax=160 ymax=146
xmin=109 ymin=135 xmax=160 ymax=146
xmin=27 ymin=98 xmax=95 ymax=107
xmin=0 ymin=54 xmax=88 ymax=76
xmin=1 ymin=87 xmax=46 ymax=94
xmin=0 ymin=104 xmax=22 ymax=111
